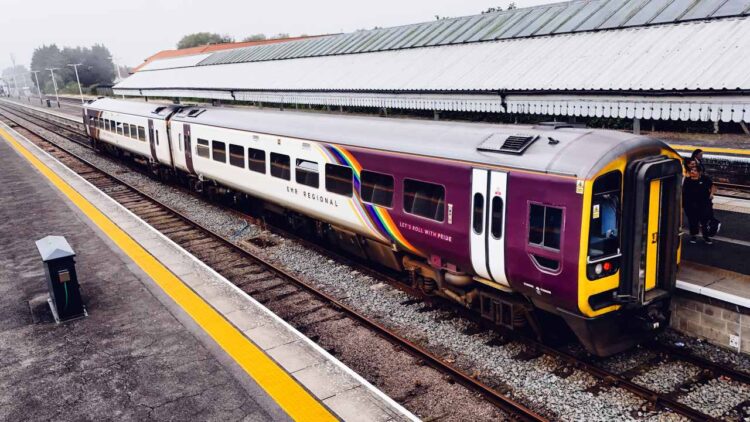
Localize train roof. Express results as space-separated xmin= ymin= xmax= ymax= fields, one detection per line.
xmin=85 ymin=98 xmax=178 ymax=119
xmin=87 ymin=98 xmax=669 ymax=179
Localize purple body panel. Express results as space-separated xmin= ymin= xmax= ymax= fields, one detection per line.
xmin=505 ymin=172 xmax=582 ymax=312
xmin=348 ymin=147 xmax=473 ymax=271
xmin=350 ymin=147 xmax=583 ymax=314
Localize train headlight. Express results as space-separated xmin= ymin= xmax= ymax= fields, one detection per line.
xmin=595 ymin=263 xmax=603 ymax=275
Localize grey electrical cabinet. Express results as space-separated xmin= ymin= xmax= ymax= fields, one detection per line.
xmin=35 ymin=236 xmax=86 ymax=322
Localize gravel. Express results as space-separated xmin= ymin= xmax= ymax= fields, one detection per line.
xmin=4 ymin=105 xmax=713 ymax=421
xmin=631 ymin=361 xmax=701 ymax=394
xmin=658 ymin=330 xmax=750 ymax=376
xmin=596 ymin=346 xmax=659 ymax=375
xmin=678 ymin=377 xmax=750 ymax=418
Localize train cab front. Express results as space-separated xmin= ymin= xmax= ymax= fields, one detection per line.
xmin=561 ymin=150 xmax=684 ymax=357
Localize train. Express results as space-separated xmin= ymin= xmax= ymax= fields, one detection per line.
xmin=82 ymin=98 xmax=684 ymax=356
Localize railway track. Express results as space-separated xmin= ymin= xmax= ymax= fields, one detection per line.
xmin=0 ymin=105 xmax=545 ymax=421
xmin=3 ymin=101 xmax=750 ymax=420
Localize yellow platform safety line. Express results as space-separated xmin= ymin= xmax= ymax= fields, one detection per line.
xmin=669 ymin=143 xmax=750 ymax=156
xmin=0 ymin=127 xmax=337 ymax=422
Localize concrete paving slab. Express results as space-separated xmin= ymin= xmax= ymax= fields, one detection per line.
xmin=245 ymin=323 xmax=297 ymax=350
xmin=267 ymin=340 xmax=325 ymax=373
xmin=324 ymin=386 xmax=396 ymax=422
xmin=292 ymin=361 xmax=361 ymax=400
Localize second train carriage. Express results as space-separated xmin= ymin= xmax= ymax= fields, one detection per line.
xmin=83 ymin=98 xmax=683 ymax=356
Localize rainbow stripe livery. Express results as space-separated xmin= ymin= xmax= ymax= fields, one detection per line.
xmin=322 ymin=144 xmax=423 ymax=256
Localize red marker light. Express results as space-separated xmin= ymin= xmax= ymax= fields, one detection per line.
xmin=603 ymin=262 xmax=612 ymax=272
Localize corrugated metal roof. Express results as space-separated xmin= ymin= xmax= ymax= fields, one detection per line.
xmin=115 ymin=1 xmax=750 ymax=122
xmin=192 ymin=0 xmax=750 ymax=67
xmin=117 ymin=17 xmax=750 ymax=93
xmin=132 ymin=36 xmax=327 ymax=72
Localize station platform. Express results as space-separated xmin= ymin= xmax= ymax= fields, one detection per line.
xmin=675 ymin=194 xmax=750 ymax=354
xmin=2 ymin=97 xmax=83 ymax=124
xmin=0 ymin=123 xmax=416 ymax=421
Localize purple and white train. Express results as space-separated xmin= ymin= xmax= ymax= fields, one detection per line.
xmin=83 ymin=98 xmax=684 ymax=356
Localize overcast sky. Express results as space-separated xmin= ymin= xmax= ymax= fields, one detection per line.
xmin=0 ymin=0 xmax=551 ymax=71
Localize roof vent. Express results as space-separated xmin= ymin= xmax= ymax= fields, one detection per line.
xmin=187 ymin=109 xmax=205 ymax=117
xmin=478 ymin=134 xmax=538 ymax=155
xmin=152 ymin=106 xmax=166 ymax=114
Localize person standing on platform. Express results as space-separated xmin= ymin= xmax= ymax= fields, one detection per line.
xmin=691 ymin=149 xmax=706 ymax=173
xmin=682 ymin=167 xmax=716 ymax=244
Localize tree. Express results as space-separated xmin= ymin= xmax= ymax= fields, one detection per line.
xmin=482 ymin=3 xmax=517 ymax=14
xmin=30 ymin=43 xmax=115 ymax=93
xmin=242 ymin=34 xmax=267 ymax=42
xmin=270 ymin=33 xmax=290 ymax=39
xmin=176 ymin=32 xmax=234 ymax=49
xmin=30 ymin=44 xmax=66 ymax=91
xmin=81 ymin=44 xmax=116 ymax=85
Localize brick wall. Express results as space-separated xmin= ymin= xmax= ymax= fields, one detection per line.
xmin=671 ymin=294 xmax=749 ymax=354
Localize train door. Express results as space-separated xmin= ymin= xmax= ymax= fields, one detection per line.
xmin=470 ymin=169 xmax=509 ymax=286
xmin=147 ymin=119 xmax=157 ymax=162
xmin=183 ymin=123 xmax=195 ymax=174
xmin=618 ymin=157 xmax=682 ymax=305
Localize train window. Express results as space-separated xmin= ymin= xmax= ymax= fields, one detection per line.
xmin=196 ymin=138 xmax=210 ymax=158
xmin=270 ymin=153 xmax=290 ymax=180
xmin=248 ymin=148 xmax=266 ymax=173
xmin=588 ymin=171 xmax=622 ymax=259
xmin=124 ymin=123 xmax=131 ymax=138
xmin=105 ymin=120 xmax=110 ymax=131
xmin=403 ymin=179 xmax=444 ymax=222
xmin=178 ymin=134 xmax=182 ymax=151
xmin=325 ymin=164 xmax=352 ymax=197
xmin=528 ymin=204 xmax=563 ymax=250
xmin=229 ymin=144 xmax=244 ymax=168
xmin=361 ymin=171 xmax=393 ymax=207
xmin=295 ymin=159 xmax=319 ymax=188
xmin=138 ymin=126 xmax=146 ymax=142
xmin=212 ymin=141 xmax=226 ymax=163
xmin=116 ymin=122 xmax=124 ymax=136
xmin=130 ymin=124 xmax=138 ymax=139
xmin=98 ymin=118 xmax=104 ymax=129
xmin=472 ymin=193 xmax=484 ymax=234
xmin=490 ymin=196 xmax=504 ymax=239
xmin=155 ymin=130 xmax=159 ymax=145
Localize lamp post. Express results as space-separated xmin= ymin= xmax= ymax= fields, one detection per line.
xmin=30 ymin=70 xmax=43 ymax=105
xmin=67 ymin=63 xmax=84 ymax=104
xmin=10 ymin=54 xmax=19 ymax=98
xmin=46 ymin=68 xmax=60 ymax=107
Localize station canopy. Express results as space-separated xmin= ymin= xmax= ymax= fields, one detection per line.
xmin=115 ymin=0 xmax=750 ymax=122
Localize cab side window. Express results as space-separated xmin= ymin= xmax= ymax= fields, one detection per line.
xmin=528 ymin=203 xmax=564 ymax=272
xmin=528 ymin=204 xmax=562 ymax=250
